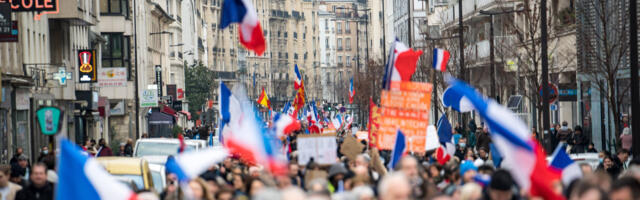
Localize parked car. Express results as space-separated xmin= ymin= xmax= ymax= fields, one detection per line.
xmin=149 ymin=163 xmax=166 ymax=193
xmin=133 ymin=138 xmax=207 ymax=158
xmin=96 ymin=157 xmax=155 ymax=192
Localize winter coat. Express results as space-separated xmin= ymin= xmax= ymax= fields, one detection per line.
xmin=15 ymin=182 xmax=54 ymax=200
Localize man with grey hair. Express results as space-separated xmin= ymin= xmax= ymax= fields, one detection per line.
xmin=378 ymin=172 xmax=411 ymax=200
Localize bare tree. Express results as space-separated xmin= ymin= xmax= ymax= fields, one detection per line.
xmin=579 ymin=0 xmax=630 ymax=142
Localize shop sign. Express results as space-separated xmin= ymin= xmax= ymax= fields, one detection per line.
xmin=36 ymin=106 xmax=63 ymax=135
xmin=141 ymin=89 xmax=158 ymax=107
xmin=78 ymin=50 xmax=97 ymax=83
xmin=0 ymin=3 xmax=10 ymax=34
xmin=98 ymin=67 xmax=127 ymax=87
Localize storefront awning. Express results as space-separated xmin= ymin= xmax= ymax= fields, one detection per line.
xmin=178 ymin=110 xmax=191 ymax=120
xmin=148 ymin=111 xmax=174 ymax=125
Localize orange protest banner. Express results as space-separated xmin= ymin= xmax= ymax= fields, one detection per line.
xmin=375 ymin=107 xmax=430 ymax=152
xmin=380 ymin=90 xmax=432 ymax=111
xmin=389 ymin=81 xmax=433 ymax=93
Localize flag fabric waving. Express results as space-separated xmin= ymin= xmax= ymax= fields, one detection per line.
xmin=425 ymin=125 xmax=440 ymax=151
xmin=177 ymin=134 xmax=186 ymax=153
xmin=349 ymin=77 xmax=355 ymax=104
xmin=432 ymin=48 xmax=450 ymax=72
xmin=294 ymin=64 xmax=304 ymax=90
xmin=388 ymin=130 xmax=407 ymax=170
xmin=219 ymin=82 xmax=288 ymax=174
xmin=382 ymin=38 xmax=423 ymax=89
xmin=165 ymin=147 xmax=229 ymax=182
xmin=220 ymin=0 xmax=266 ymax=55
xmin=57 ymin=139 xmax=138 ymax=200
xmin=257 ymin=88 xmax=271 ymax=109
xmin=441 ymin=78 xmax=564 ymax=200
xmin=272 ymin=113 xmax=301 ymax=138
xmin=549 ymin=143 xmax=582 ymax=186
xmin=437 ymin=115 xmax=456 ymax=157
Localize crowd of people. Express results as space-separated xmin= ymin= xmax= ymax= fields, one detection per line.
xmin=0 ymin=121 xmax=638 ymax=200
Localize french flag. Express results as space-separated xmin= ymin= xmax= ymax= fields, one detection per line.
xmin=382 ymin=38 xmax=423 ymax=89
xmin=349 ymin=77 xmax=355 ymax=104
xmin=294 ymin=64 xmax=304 ymax=90
xmin=272 ymin=113 xmax=301 ymax=138
xmin=57 ymin=139 xmax=138 ymax=200
xmin=165 ymin=147 xmax=228 ymax=182
xmin=220 ymin=0 xmax=266 ymax=55
xmin=331 ymin=114 xmax=343 ymax=130
xmin=432 ymin=48 xmax=450 ymax=72
xmin=442 ymin=78 xmax=564 ymax=200
xmin=219 ymin=82 xmax=287 ymax=174
xmin=549 ymin=143 xmax=582 ymax=186
xmin=436 ymin=115 xmax=455 ymax=165
xmin=388 ymin=130 xmax=407 ymax=170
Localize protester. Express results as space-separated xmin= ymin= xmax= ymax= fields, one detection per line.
xmin=587 ymin=142 xmax=598 ymax=153
xmin=96 ymin=138 xmax=113 ymax=157
xmin=9 ymin=148 xmax=23 ymax=167
xmin=485 ymin=170 xmax=516 ymax=200
xmin=83 ymin=139 xmax=97 ymax=156
xmin=476 ymin=127 xmax=491 ymax=153
xmin=15 ymin=163 xmax=53 ymax=200
xmin=615 ymin=149 xmax=630 ymax=170
xmin=557 ymin=121 xmax=573 ymax=144
xmin=597 ymin=155 xmax=622 ymax=179
xmin=11 ymin=155 xmax=29 ymax=184
xmin=619 ymin=127 xmax=633 ymax=151
xmin=36 ymin=146 xmax=49 ymax=163
xmin=378 ymin=172 xmax=411 ymax=200
xmin=124 ymin=138 xmax=134 ymax=157
xmin=609 ymin=177 xmax=640 ymax=200
xmin=571 ymin=126 xmax=589 ymax=153
xmin=0 ymin=164 xmax=22 ymax=200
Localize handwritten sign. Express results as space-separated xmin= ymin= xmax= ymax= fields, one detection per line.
xmin=376 ymin=107 xmax=429 ymax=152
xmin=297 ymin=134 xmax=338 ymax=165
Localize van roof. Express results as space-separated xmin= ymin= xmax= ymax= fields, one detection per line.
xmin=96 ymin=157 xmax=147 ymax=175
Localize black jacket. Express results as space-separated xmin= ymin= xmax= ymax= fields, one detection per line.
xmin=476 ymin=132 xmax=492 ymax=151
xmin=570 ymin=134 xmax=589 ymax=153
xmin=16 ymin=182 xmax=54 ymax=200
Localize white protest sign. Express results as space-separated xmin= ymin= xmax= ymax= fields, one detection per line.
xmin=297 ymin=134 xmax=338 ymax=165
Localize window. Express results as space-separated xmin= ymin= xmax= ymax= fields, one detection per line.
xmin=345 ymin=38 xmax=351 ymax=50
xmin=303 ymin=33 xmax=306 ymax=39
xmin=284 ymin=32 xmax=288 ymax=38
xmin=345 ymin=22 xmax=350 ymax=33
xmin=294 ymin=32 xmax=297 ymax=39
xmin=338 ymin=56 xmax=342 ymax=65
xmin=294 ymin=53 xmax=298 ymax=59
xmin=337 ymin=38 xmax=342 ymax=50
xmin=346 ymin=56 xmax=351 ymax=66
xmin=337 ymin=22 xmax=342 ymax=33
xmin=325 ymin=39 xmax=329 ymax=48
xmin=101 ymin=0 xmax=129 ymax=16
xmin=325 ymin=19 xmax=328 ymax=30
xmin=102 ymin=33 xmax=131 ymax=79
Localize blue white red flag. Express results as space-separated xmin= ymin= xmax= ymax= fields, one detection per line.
xmin=165 ymin=148 xmax=228 ymax=182
xmin=219 ymin=82 xmax=288 ymax=174
xmin=382 ymin=39 xmax=423 ymax=89
xmin=272 ymin=113 xmax=300 ymax=138
xmin=388 ymin=130 xmax=407 ymax=170
xmin=220 ymin=0 xmax=266 ymax=55
xmin=57 ymin=139 xmax=138 ymax=200
xmin=442 ymin=78 xmax=564 ymax=200
xmin=349 ymin=78 xmax=355 ymax=104
xmin=549 ymin=143 xmax=582 ymax=185
xmin=432 ymin=48 xmax=450 ymax=72
xmin=294 ymin=64 xmax=303 ymax=90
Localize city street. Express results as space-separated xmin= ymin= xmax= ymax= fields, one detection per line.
xmin=0 ymin=0 xmax=639 ymax=199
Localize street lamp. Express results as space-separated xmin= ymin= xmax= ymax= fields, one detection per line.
xmin=479 ymin=8 xmax=524 ymax=103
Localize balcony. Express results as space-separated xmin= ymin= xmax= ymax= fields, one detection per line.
xmin=442 ymin=0 xmax=519 ymax=25
xmin=465 ymin=40 xmax=490 ymax=63
xmin=49 ymin=0 xmax=98 ymax=25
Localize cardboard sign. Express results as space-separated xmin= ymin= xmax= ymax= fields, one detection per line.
xmin=380 ymin=90 xmax=432 ymax=111
xmin=340 ymin=135 xmax=364 ymax=161
xmin=297 ymin=134 xmax=338 ymax=165
xmin=376 ymin=107 xmax=429 ymax=152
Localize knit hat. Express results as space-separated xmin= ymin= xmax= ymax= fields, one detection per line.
xmin=328 ymin=163 xmax=348 ymax=178
xmin=459 ymin=161 xmax=478 ymax=176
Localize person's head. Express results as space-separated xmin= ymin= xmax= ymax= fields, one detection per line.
xmin=84 ymin=139 xmax=91 ymax=146
xmin=465 ymin=148 xmax=475 ymax=160
xmin=604 ymin=155 xmax=615 ymax=169
xmin=562 ymin=121 xmax=568 ymax=127
xmin=574 ymin=126 xmax=583 ymax=134
xmin=246 ymin=177 xmax=264 ymax=196
xmin=215 ymin=186 xmax=234 ymax=200
xmin=328 ymin=163 xmax=348 ymax=182
xmin=0 ymin=165 xmax=11 ymax=187
xmin=352 ymin=185 xmax=375 ymax=200
xmin=188 ymin=178 xmax=211 ymax=200
xmin=288 ymin=163 xmax=299 ymax=177
xmin=489 ymin=170 xmax=514 ymax=200
xmin=609 ymin=177 xmax=640 ymax=200
xmin=580 ymin=163 xmax=593 ymax=175
xmin=355 ymin=154 xmax=370 ymax=168
xmin=232 ymin=174 xmax=245 ymax=191
xmin=483 ymin=127 xmax=489 ymax=133
xmin=398 ymin=156 xmax=419 ymax=180
xmin=90 ymin=139 xmax=96 ymax=146
xmin=570 ymin=182 xmax=607 ymax=200
xmin=459 ymin=182 xmax=483 ymax=200
xmin=477 ymin=165 xmax=495 ymax=175
xmin=249 ymin=166 xmax=262 ymax=178
xmin=99 ymin=138 xmax=106 ymax=146
xmin=378 ymin=172 xmax=411 ymax=200
xmin=478 ymin=147 xmax=488 ymax=159
xmin=459 ymin=161 xmax=477 ymax=183
xmin=127 ymin=138 xmax=133 ymax=145
xmin=554 ymin=123 xmax=561 ymax=130
xmin=617 ymin=149 xmax=630 ymax=162
xmin=41 ymin=146 xmax=49 ymax=155
xmin=30 ymin=163 xmax=48 ymax=188
xmin=588 ymin=143 xmax=596 ymax=150
xmin=15 ymin=147 xmax=23 ymax=156
xmin=459 ymin=137 xmax=467 ymax=148
xmin=17 ymin=155 xmax=28 ymax=168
